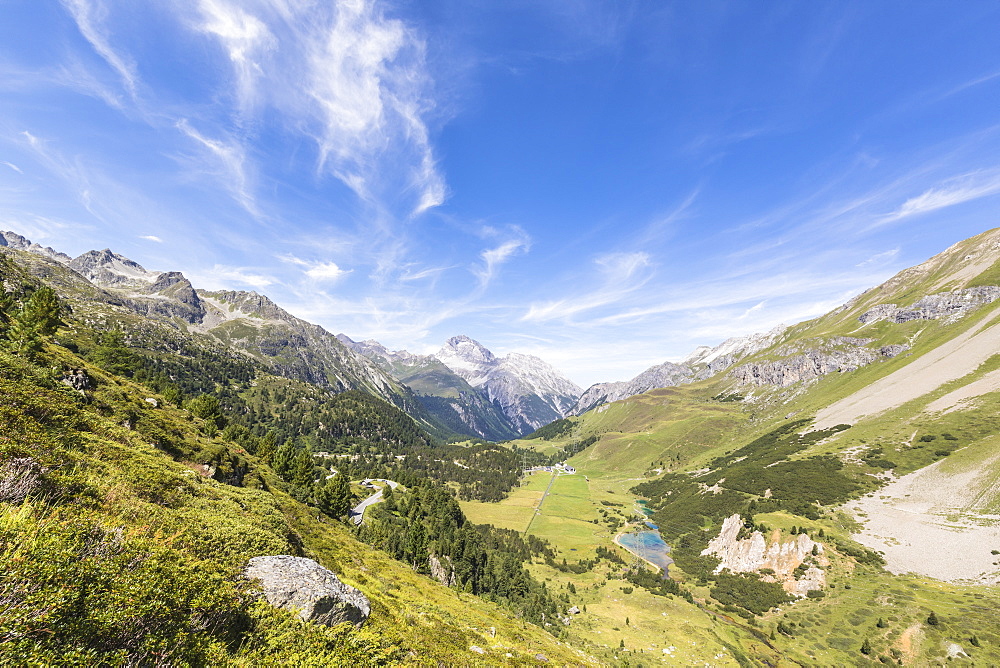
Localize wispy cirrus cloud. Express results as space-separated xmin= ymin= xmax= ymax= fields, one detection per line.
xmin=1 ymin=162 xmax=23 ymax=174
xmin=189 ymin=264 xmax=275 ymax=290
xmin=473 ymin=227 xmax=531 ymax=287
xmin=521 ymin=250 xmax=653 ymax=323
xmin=139 ymin=234 xmax=162 ymax=243
xmin=60 ymin=0 xmax=139 ymax=99
xmin=188 ymin=0 xmax=445 ymax=217
xmin=882 ymin=170 xmax=1000 ymax=223
xmin=280 ymin=253 xmax=352 ymax=283
xmin=176 ymin=119 xmax=258 ymax=216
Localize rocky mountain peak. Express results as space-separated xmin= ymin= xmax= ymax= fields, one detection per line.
xmin=437 ymin=335 xmax=497 ymax=370
xmin=69 ymin=249 xmax=158 ymax=288
xmin=0 ymin=230 xmax=72 ymax=263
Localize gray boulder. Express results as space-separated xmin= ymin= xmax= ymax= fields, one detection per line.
xmin=244 ymin=555 xmax=370 ymax=628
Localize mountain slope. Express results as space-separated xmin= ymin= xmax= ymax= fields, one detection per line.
xmin=337 ymin=335 xmax=519 ymax=441
xmin=435 ymin=335 xmax=582 ymax=434
xmin=0 ymin=245 xmax=598 ymax=665
xmin=1 ymin=234 xmax=456 ymax=439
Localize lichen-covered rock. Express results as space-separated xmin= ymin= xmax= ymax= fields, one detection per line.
xmin=244 ymin=555 xmax=370 ymax=628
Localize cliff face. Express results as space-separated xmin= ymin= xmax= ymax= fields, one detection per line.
xmin=729 ymin=337 xmax=908 ymax=388
xmin=702 ymin=514 xmax=825 ymax=596
xmin=858 ymin=286 xmax=1000 ymax=325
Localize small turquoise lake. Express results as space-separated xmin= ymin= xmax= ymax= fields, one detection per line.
xmin=617 ymin=520 xmax=673 ymax=573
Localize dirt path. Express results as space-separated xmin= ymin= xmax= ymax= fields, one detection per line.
xmin=522 ymin=470 xmax=557 ymax=536
xmin=814 ymin=307 xmax=1000 ymax=428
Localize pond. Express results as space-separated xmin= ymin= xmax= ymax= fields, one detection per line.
xmin=617 ymin=519 xmax=673 ymax=574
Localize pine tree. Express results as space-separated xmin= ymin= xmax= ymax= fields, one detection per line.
xmin=315 ymin=474 xmax=353 ymax=519
xmin=860 ymin=638 xmax=872 ymax=655
xmin=926 ymin=611 xmax=939 ymax=626
xmin=876 ymin=617 xmax=888 ymax=628
xmin=6 ymin=286 xmax=63 ymax=355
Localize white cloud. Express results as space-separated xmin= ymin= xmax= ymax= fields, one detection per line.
xmin=595 ymin=251 xmax=651 ymax=282
xmin=520 ymin=250 xmax=652 ymax=323
xmin=2 ymin=161 xmax=23 ymax=174
xmin=884 ymin=171 xmax=1000 ymax=222
xmin=193 ymin=264 xmax=274 ymax=289
xmin=187 ymin=0 xmax=445 ymax=215
xmin=474 ymin=233 xmax=530 ymax=287
xmin=176 ymin=119 xmax=258 ymax=215
xmin=305 ymin=261 xmax=350 ymax=281
xmin=856 ymin=247 xmax=899 ymax=267
xmin=194 ymin=0 xmax=275 ymax=112
xmin=60 ymin=0 xmax=139 ymax=98
xmin=139 ymin=234 xmax=163 ymax=242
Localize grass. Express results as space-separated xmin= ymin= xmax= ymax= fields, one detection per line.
xmin=459 ymin=470 xmax=549 ymax=532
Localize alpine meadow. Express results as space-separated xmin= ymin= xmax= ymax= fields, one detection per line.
xmin=3 ymin=2 xmax=1000 ymax=667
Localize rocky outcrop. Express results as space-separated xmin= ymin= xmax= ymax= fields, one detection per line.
xmin=61 ymin=368 xmax=92 ymax=393
xmin=244 ymin=555 xmax=370 ymax=628
xmin=428 ymin=554 xmax=457 ymax=587
xmin=858 ymin=287 xmax=1000 ymax=325
xmin=702 ymin=514 xmax=825 ymax=596
xmin=729 ymin=337 xmax=908 ymax=388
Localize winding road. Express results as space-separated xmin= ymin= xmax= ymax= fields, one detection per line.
xmin=349 ymin=479 xmax=400 ymax=526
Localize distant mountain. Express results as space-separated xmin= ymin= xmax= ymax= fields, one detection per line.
xmin=569 ymin=325 xmax=788 ymax=415
xmin=570 ymin=360 xmax=696 ymax=415
xmin=0 ymin=230 xmax=72 ymax=263
xmin=1 ymin=233 xmax=449 ymax=437
xmin=435 ymin=335 xmax=582 ymax=434
xmin=341 ymin=334 xmax=583 ymax=437
xmin=336 ymin=334 xmax=519 ymax=441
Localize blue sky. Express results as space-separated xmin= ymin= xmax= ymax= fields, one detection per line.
xmin=2 ymin=1 xmax=1000 ymax=387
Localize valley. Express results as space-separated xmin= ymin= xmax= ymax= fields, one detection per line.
xmin=5 ymin=227 xmax=1000 ymax=665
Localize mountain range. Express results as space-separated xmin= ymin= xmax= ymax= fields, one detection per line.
xmin=0 ymin=228 xmax=922 ymax=444
xmin=7 ymin=226 xmax=1000 ymax=664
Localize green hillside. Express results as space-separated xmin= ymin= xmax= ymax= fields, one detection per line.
xmin=0 ymin=253 xmax=596 ymax=665
xmin=459 ymin=230 xmax=1000 ymax=665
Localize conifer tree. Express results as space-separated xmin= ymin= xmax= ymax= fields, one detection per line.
xmin=6 ymin=286 xmax=63 ymax=355
xmin=315 ymin=474 xmax=353 ymax=519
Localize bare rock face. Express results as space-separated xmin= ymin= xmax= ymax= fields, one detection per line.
xmin=244 ymin=555 xmax=370 ymax=628
xmin=729 ymin=337 xmax=908 ymax=388
xmin=702 ymin=514 xmax=825 ymax=596
xmin=858 ymin=287 xmax=1000 ymax=325
xmin=428 ymin=554 xmax=457 ymax=587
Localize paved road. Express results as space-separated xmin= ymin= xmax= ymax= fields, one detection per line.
xmin=349 ymin=479 xmax=400 ymax=526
